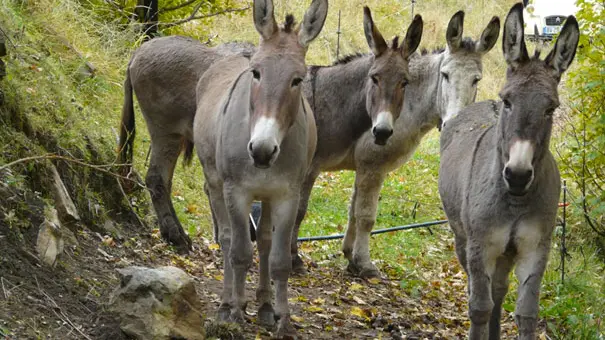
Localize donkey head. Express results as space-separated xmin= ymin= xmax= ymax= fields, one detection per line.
xmin=247 ymin=0 xmax=328 ymax=168
xmin=439 ymin=11 xmax=500 ymax=123
xmin=499 ymin=3 xmax=578 ymax=195
xmin=363 ymin=7 xmax=423 ymax=145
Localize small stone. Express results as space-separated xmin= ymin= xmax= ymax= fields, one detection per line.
xmin=109 ymin=266 xmax=205 ymax=340
xmin=49 ymin=164 xmax=80 ymax=230
xmin=36 ymin=208 xmax=64 ymax=267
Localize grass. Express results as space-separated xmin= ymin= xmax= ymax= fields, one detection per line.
xmin=0 ymin=0 xmax=603 ymax=338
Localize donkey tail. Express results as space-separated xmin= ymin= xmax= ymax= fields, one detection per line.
xmin=118 ymin=61 xmax=136 ymax=169
xmin=182 ymin=138 xmax=194 ymax=167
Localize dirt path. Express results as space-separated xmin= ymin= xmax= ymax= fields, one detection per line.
xmin=0 ymin=221 xmax=523 ymax=339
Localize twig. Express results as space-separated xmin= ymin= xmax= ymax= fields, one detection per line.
xmin=35 ymin=276 xmax=92 ymax=340
xmin=116 ymin=177 xmax=145 ymax=229
xmin=1 ymin=277 xmax=7 ymax=300
xmin=161 ymin=6 xmax=251 ymax=28
xmin=0 ymin=153 xmax=145 ymax=189
xmin=0 ymin=25 xmax=16 ymax=50
xmin=161 ymin=0 xmax=198 ymax=12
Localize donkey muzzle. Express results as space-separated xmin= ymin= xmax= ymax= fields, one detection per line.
xmin=248 ymin=140 xmax=279 ymax=169
xmin=372 ymin=125 xmax=393 ymax=145
xmin=503 ymin=166 xmax=534 ymax=195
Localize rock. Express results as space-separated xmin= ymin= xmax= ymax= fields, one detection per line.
xmin=49 ymin=164 xmax=80 ymax=230
xmin=109 ymin=266 xmax=205 ymax=340
xmin=36 ymin=208 xmax=64 ymax=267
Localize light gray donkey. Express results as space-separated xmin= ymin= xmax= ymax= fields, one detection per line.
xmin=438 ymin=3 xmax=579 ymax=339
xmin=194 ymin=0 xmax=327 ymax=337
xmin=291 ymin=11 xmax=501 ymax=277
xmin=118 ymin=36 xmax=254 ymax=253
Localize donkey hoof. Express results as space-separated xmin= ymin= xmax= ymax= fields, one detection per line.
xmin=229 ymin=308 xmax=246 ymax=324
xmin=258 ymin=303 xmax=276 ymax=329
xmin=358 ymin=266 xmax=381 ymax=278
xmin=275 ymin=317 xmax=297 ymax=340
xmin=217 ymin=303 xmax=231 ymax=322
xmin=346 ymin=262 xmax=361 ymax=276
xmin=291 ymin=255 xmax=307 ymax=276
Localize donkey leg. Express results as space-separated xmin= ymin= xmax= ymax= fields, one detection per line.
xmin=206 ymin=181 xmax=233 ymax=322
xmin=271 ymin=194 xmax=300 ymax=339
xmin=466 ymin=237 xmax=499 ymax=340
xmin=514 ymin=238 xmax=551 ymax=340
xmin=342 ymin=181 xmax=358 ymax=263
xmin=256 ymin=201 xmax=276 ymax=329
xmin=204 ymin=182 xmax=220 ymax=244
xmin=489 ymin=256 xmax=514 ymax=340
xmin=146 ymin=136 xmax=192 ymax=253
xmin=290 ymin=166 xmax=320 ymax=274
xmin=223 ymin=184 xmax=253 ymax=324
xmin=349 ymin=171 xmax=386 ymax=278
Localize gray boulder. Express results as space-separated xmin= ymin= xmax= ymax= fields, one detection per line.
xmin=109 ymin=266 xmax=205 ymax=340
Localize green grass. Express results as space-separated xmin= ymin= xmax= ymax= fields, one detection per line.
xmin=0 ymin=0 xmax=603 ymax=338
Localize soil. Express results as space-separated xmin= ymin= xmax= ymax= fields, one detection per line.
xmin=0 ymin=208 xmax=534 ymax=340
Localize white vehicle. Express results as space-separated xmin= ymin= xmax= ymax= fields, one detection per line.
xmin=523 ymin=0 xmax=578 ymax=39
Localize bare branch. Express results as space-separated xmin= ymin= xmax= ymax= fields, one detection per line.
xmin=161 ymin=5 xmax=251 ymax=28
xmin=161 ymin=0 xmax=198 ymax=12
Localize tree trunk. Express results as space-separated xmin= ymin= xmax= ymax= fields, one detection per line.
xmin=137 ymin=0 xmax=158 ymax=40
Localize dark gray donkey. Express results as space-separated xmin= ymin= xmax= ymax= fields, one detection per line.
xmin=438 ymin=3 xmax=579 ymax=339
xmin=194 ymin=0 xmax=327 ymax=337
xmin=118 ymin=36 xmax=254 ymax=253
xmin=291 ymin=10 xmax=500 ymax=277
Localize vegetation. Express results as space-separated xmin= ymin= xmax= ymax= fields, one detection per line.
xmin=0 ymin=0 xmax=603 ymax=338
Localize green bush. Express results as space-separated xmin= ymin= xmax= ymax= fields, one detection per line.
xmin=557 ymin=0 xmax=605 ymax=245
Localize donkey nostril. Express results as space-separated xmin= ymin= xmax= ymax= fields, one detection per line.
xmin=372 ymin=127 xmax=377 ymax=136
xmin=525 ymin=169 xmax=533 ymax=179
xmin=248 ymin=142 xmax=254 ymax=152
xmin=271 ymin=145 xmax=278 ymax=156
xmin=504 ymin=167 xmax=512 ymax=179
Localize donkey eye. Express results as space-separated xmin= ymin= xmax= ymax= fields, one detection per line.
xmin=441 ymin=72 xmax=449 ymax=81
xmin=291 ymin=77 xmax=303 ymax=87
xmin=370 ymin=76 xmax=378 ymax=85
xmin=401 ymin=79 xmax=409 ymax=88
xmin=503 ymin=99 xmax=512 ymax=110
xmin=252 ymin=69 xmax=261 ymax=80
xmin=472 ymin=77 xmax=481 ymax=86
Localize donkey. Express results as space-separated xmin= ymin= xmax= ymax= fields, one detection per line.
xmin=193 ymin=0 xmax=327 ymax=337
xmin=438 ymin=3 xmax=579 ymax=339
xmin=290 ymin=11 xmax=501 ymax=277
xmin=118 ymin=35 xmax=255 ymax=253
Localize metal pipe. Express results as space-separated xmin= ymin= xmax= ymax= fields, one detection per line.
xmin=297 ymin=219 xmax=448 ymax=242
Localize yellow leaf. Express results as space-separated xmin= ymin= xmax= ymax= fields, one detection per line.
xmin=209 ymin=243 xmax=220 ymax=250
xmin=255 ymin=332 xmax=262 ymax=340
xmin=291 ymin=315 xmax=304 ymax=323
xmin=311 ymin=298 xmax=325 ymax=305
xmin=296 ymin=295 xmax=308 ymax=302
xmin=303 ymin=305 xmax=324 ymax=313
xmin=350 ymin=306 xmax=370 ymax=321
xmin=350 ymin=283 xmax=364 ymax=291
xmin=213 ymin=274 xmax=224 ymax=281
xmin=367 ymin=278 xmax=380 ymax=285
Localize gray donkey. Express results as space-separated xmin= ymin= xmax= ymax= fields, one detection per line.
xmin=291 ymin=11 xmax=501 ymax=277
xmin=118 ymin=35 xmax=255 ymax=253
xmin=194 ymin=0 xmax=327 ymax=337
xmin=438 ymin=3 xmax=579 ymax=339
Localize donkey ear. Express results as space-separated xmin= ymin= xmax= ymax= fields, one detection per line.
xmin=544 ymin=16 xmax=579 ymax=78
xmin=254 ymin=0 xmax=278 ymax=40
xmin=502 ymin=3 xmax=529 ymax=67
xmin=363 ymin=6 xmax=388 ymax=56
xmin=446 ymin=10 xmax=464 ymax=53
xmin=476 ymin=16 xmax=500 ymax=54
xmin=401 ymin=14 xmax=423 ymax=59
xmin=298 ymin=0 xmax=329 ymax=48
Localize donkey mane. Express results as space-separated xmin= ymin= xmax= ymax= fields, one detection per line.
xmin=420 ymin=37 xmax=478 ymax=55
xmin=330 ymin=52 xmax=370 ymax=66
xmin=283 ymin=14 xmax=296 ymax=33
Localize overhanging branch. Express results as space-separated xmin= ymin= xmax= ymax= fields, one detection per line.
xmin=160 ymin=5 xmax=251 ymax=28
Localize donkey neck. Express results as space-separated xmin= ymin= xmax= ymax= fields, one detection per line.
xmin=397 ymin=52 xmax=444 ymax=137
xmin=306 ymin=54 xmax=374 ymax=140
